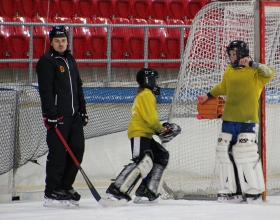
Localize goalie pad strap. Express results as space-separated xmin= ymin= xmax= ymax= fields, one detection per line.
xmin=147 ymin=163 xmax=166 ymax=195
xmin=216 ymin=132 xmax=237 ymax=193
xmin=232 ymin=133 xmax=265 ymax=195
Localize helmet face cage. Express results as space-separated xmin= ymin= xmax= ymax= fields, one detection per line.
xmin=226 ymin=40 xmax=249 ymax=60
xmin=144 ymin=70 xmax=158 ymax=88
xmin=49 ymin=25 xmax=69 ymax=43
xmin=226 ymin=40 xmax=249 ymax=68
xmin=136 ymin=68 xmax=161 ymax=95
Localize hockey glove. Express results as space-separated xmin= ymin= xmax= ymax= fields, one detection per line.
xmin=157 ymin=123 xmax=181 ymax=143
xmin=79 ymin=108 xmax=88 ymax=126
xmin=43 ymin=117 xmax=58 ymax=130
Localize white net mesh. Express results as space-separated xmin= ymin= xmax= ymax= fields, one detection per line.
xmin=163 ymin=1 xmax=280 ymax=199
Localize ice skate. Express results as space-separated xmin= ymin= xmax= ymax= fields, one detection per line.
xmin=64 ymin=189 xmax=81 ymax=206
xmin=133 ymin=185 xmax=159 ymax=204
xmin=217 ymin=193 xmax=243 ymax=203
xmin=99 ymin=183 xmax=130 ymax=207
xmin=43 ymin=189 xmax=71 ymax=207
xmin=243 ymin=194 xmax=262 ymax=204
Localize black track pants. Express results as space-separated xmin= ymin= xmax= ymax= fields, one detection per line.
xmin=45 ymin=113 xmax=85 ymax=193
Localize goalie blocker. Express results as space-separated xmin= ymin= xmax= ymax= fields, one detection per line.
xmin=156 ymin=123 xmax=181 ymax=143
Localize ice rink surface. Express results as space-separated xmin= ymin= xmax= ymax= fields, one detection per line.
xmin=1 ymin=195 xmax=280 ymax=220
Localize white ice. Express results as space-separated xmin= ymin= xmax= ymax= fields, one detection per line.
xmin=1 ymin=195 xmax=280 ymax=220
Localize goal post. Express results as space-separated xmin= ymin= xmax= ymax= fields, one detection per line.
xmin=163 ymin=0 xmax=280 ymax=200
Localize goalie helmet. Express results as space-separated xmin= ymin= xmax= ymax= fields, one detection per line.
xmin=226 ymin=40 xmax=249 ymax=68
xmin=49 ymin=25 xmax=69 ymax=43
xmin=136 ymin=68 xmax=161 ymax=95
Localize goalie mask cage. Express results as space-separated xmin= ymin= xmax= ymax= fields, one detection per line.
xmin=163 ymin=1 xmax=280 ymax=200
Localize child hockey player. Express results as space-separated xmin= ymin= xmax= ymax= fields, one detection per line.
xmin=99 ymin=68 xmax=180 ymax=207
xmin=198 ymin=40 xmax=274 ymax=203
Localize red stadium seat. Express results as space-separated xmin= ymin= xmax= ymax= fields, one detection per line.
xmin=147 ymin=19 xmax=167 ymax=68
xmin=58 ymin=0 xmax=76 ymax=17
xmin=110 ymin=17 xmax=131 ymax=67
xmin=150 ymin=0 xmax=170 ymax=20
xmin=31 ymin=15 xmax=51 ymax=66
xmin=127 ymin=18 xmax=147 ymax=68
xmin=88 ymin=17 xmax=112 ymax=67
xmin=0 ymin=0 xmax=16 ymax=17
xmin=7 ymin=15 xmax=31 ymax=68
xmin=74 ymin=0 xmax=95 ymax=17
xmin=52 ymin=15 xmax=73 ymax=24
xmin=16 ymin=0 xmax=37 ymax=17
xmin=169 ymin=0 xmax=188 ymax=20
xmin=131 ymin=0 xmax=150 ymax=19
xmin=113 ymin=0 xmax=132 ymax=19
xmin=36 ymin=0 xmax=59 ymax=18
xmin=94 ymin=0 xmax=114 ymax=18
xmin=71 ymin=16 xmax=94 ymax=67
xmin=164 ymin=19 xmax=186 ymax=68
xmin=186 ymin=0 xmax=211 ymax=19
xmin=0 ymin=16 xmax=12 ymax=68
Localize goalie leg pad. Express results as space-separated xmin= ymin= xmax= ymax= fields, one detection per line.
xmin=115 ymin=153 xmax=153 ymax=194
xmin=137 ymin=151 xmax=154 ymax=177
xmin=147 ymin=163 xmax=166 ymax=195
xmin=216 ymin=132 xmax=237 ymax=194
xmin=232 ymin=133 xmax=265 ymax=195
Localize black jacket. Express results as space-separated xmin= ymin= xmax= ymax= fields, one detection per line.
xmin=36 ymin=48 xmax=86 ymax=118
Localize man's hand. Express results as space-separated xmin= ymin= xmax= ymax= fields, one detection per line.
xmin=79 ymin=109 xmax=88 ymax=126
xmin=43 ymin=117 xmax=58 ymax=129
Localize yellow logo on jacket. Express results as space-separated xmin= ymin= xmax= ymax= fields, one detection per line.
xmin=60 ymin=66 xmax=65 ymax=72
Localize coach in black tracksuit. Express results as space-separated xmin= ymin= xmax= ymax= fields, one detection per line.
xmin=36 ymin=25 xmax=88 ymax=207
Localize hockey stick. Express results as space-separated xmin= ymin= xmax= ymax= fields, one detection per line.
xmin=55 ymin=127 xmax=101 ymax=202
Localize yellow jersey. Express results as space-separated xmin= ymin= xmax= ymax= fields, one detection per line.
xmin=128 ymin=88 xmax=163 ymax=139
xmin=210 ymin=64 xmax=274 ymax=123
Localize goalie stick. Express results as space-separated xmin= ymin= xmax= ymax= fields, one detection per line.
xmin=55 ymin=128 xmax=102 ymax=203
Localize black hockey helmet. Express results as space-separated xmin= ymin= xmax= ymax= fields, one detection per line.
xmin=226 ymin=40 xmax=249 ymax=60
xmin=136 ymin=68 xmax=161 ymax=95
xmin=49 ymin=25 xmax=69 ymax=43
xmin=227 ymin=40 xmax=249 ymax=68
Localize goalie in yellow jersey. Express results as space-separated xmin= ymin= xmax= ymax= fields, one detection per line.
xmin=198 ymin=40 xmax=274 ymax=203
xmin=99 ymin=68 xmax=181 ymax=207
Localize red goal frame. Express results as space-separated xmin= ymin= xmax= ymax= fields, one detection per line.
xmin=259 ymin=0 xmax=280 ymax=201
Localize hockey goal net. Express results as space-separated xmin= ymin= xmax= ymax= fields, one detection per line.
xmin=163 ymin=1 xmax=280 ymax=200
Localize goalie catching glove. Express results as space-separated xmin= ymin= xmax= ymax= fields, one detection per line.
xmin=156 ymin=123 xmax=181 ymax=143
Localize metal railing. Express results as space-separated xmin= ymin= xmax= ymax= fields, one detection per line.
xmin=1 ymin=21 xmax=191 ymax=84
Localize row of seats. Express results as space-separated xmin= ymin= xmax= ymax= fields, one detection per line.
xmin=0 ymin=14 xmax=192 ymax=68
xmin=0 ymin=0 xmax=212 ymax=21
